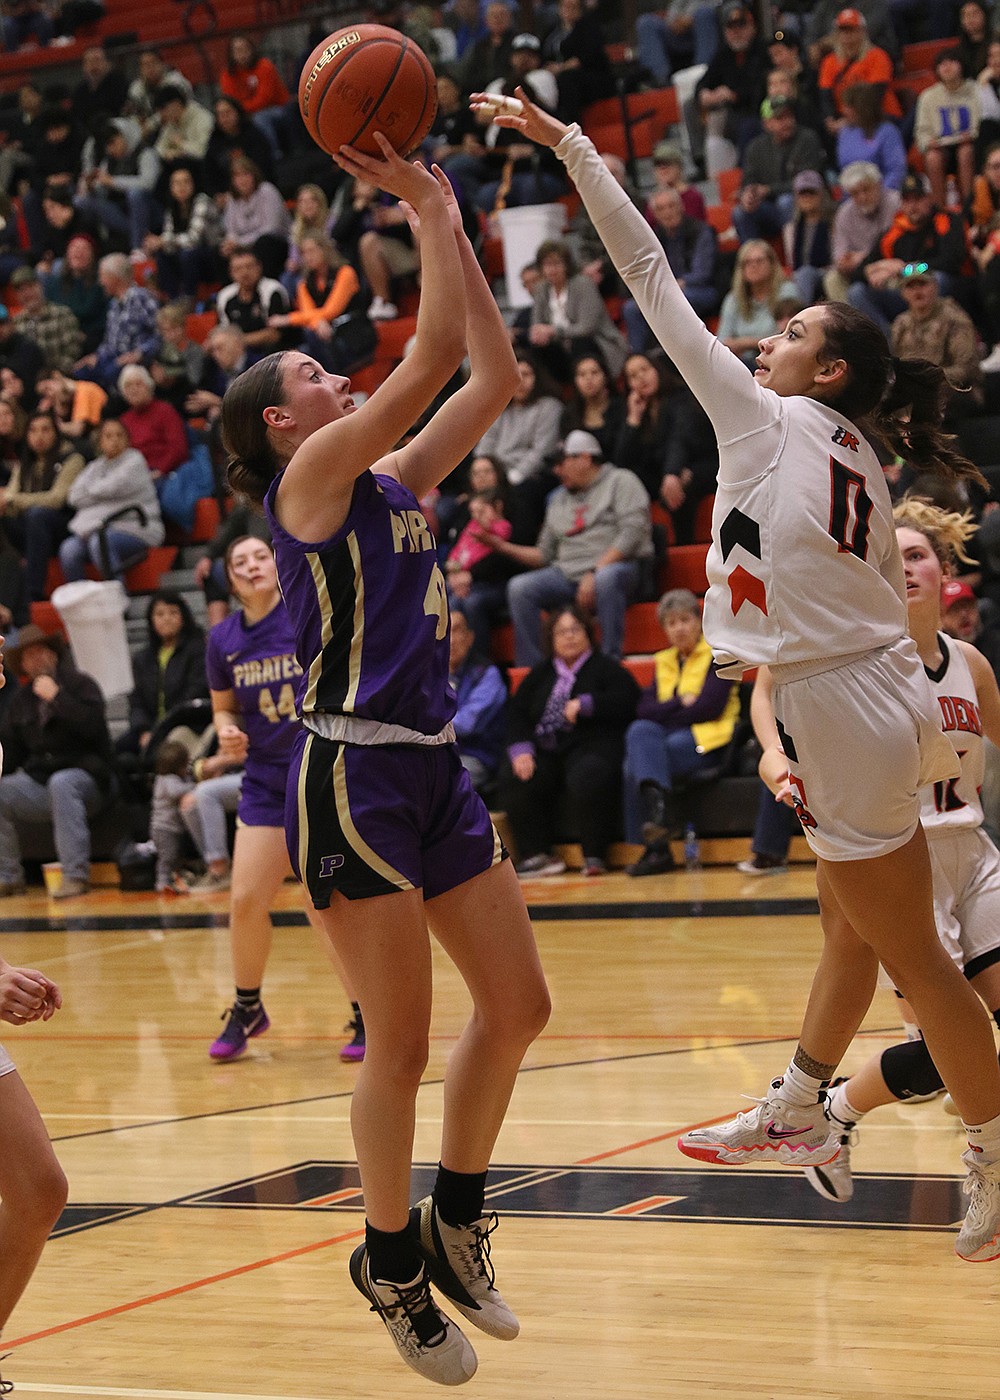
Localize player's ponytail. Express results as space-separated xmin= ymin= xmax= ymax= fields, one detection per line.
xmin=221 ymin=351 xmax=288 ymax=505
xmin=819 ymin=303 xmax=984 ymax=487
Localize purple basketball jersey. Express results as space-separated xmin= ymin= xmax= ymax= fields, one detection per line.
xmin=264 ymin=470 xmax=456 ymax=736
xmin=205 ymin=600 xmax=304 ymax=804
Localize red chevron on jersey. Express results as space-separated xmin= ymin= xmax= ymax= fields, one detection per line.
xmin=728 ymin=565 xmax=768 ymax=617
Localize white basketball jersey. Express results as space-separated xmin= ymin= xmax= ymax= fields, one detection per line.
xmin=920 ymin=635 xmax=984 ymax=833
xmin=703 ymin=396 xmax=907 ymax=675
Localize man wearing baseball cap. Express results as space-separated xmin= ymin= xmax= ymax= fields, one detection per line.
xmin=693 ymin=2 xmax=769 ymax=174
xmin=890 ymin=258 xmax=984 ymax=417
xmin=849 ymin=168 xmax=971 ymax=331
xmin=734 ymin=91 xmax=825 ymax=243
xmin=485 ymin=429 xmax=654 ymax=665
xmin=803 ymin=1 xmax=899 ymax=66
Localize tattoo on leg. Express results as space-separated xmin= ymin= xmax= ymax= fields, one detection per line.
xmin=793 ymin=1046 xmax=839 ymax=1081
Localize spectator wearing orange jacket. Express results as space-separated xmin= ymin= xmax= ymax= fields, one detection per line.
xmin=267 ymin=234 xmax=375 ymax=376
xmin=819 ymin=9 xmax=901 ymax=140
xmin=219 ymin=33 xmax=290 ymax=162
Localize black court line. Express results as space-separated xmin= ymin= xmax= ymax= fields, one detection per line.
xmin=0 ymin=896 xmax=820 ymax=935
xmin=45 ymin=1026 xmax=898 ymax=1145
xmin=51 ymin=1159 xmax=967 ymax=1240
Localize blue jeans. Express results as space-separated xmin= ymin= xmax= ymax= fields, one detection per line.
xmin=76 ymin=189 xmax=158 ymax=252
xmin=622 ymin=719 xmax=720 ymax=843
xmin=635 ymin=6 xmax=720 ymax=84
xmin=750 ymin=779 xmax=801 ymax=861
xmin=508 ymin=561 xmax=641 ymax=666
xmin=450 ymin=581 xmax=509 ymax=656
xmin=0 ymin=768 xmax=102 ymax=883
xmin=182 ymin=772 xmax=242 ymax=864
xmin=59 ymin=529 xmax=149 ymax=582
xmin=3 ymin=504 xmax=68 ymax=601
xmin=732 ymin=194 xmax=794 ymax=245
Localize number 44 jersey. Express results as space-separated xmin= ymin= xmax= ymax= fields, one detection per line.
xmin=264 ymin=469 xmax=457 ymax=739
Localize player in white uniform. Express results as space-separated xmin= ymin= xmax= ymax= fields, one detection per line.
xmin=805 ymin=499 xmax=1000 ymax=1205
xmin=0 ymin=639 xmax=68 ymax=1394
xmin=476 ymin=88 xmax=1000 ymax=1260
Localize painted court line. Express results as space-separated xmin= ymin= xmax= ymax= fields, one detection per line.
xmin=14 ymin=1387 xmax=331 ymax=1399
xmin=607 ymin=1196 xmax=685 ymax=1216
xmin=5 ymin=1226 xmax=365 ymax=1352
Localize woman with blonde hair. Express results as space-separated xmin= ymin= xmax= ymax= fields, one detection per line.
xmin=283 ymin=183 xmax=331 ymax=295
xmin=717 ymin=239 xmax=797 ymax=368
xmin=268 ymin=233 xmax=374 ymax=375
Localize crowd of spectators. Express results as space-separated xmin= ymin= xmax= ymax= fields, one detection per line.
xmin=4 ymin=1 xmax=1000 ymax=885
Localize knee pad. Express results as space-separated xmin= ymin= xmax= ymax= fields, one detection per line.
xmin=880 ymin=1037 xmax=944 ymax=1101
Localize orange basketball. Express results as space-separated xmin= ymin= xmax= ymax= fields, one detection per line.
xmin=298 ymin=24 xmax=438 ymax=159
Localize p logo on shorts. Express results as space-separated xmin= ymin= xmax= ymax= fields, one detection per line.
xmin=318 ymin=854 xmax=346 ymax=878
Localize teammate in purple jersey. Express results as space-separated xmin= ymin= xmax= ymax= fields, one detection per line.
xmin=202 ymin=535 xmax=363 ymax=1065
xmin=219 ymin=140 xmax=549 ymax=1386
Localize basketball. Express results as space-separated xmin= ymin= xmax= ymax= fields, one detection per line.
xmin=298 ymin=24 xmax=438 ymax=160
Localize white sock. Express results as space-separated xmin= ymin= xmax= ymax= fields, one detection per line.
xmin=902 ymin=1020 xmax=921 ymax=1042
xmin=963 ymin=1109 xmax=1000 ymax=1165
xmin=773 ymin=1059 xmax=827 ymax=1110
xmin=827 ymin=1080 xmax=863 ymax=1128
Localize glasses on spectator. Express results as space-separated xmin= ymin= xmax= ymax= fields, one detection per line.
xmin=901 ymin=262 xmax=930 ymax=278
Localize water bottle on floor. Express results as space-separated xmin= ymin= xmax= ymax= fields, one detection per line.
xmin=683 ymin=823 xmax=701 ymax=871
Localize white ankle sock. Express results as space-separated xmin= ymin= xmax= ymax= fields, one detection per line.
xmin=963 ymin=1109 xmax=1000 ymax=1164
xmin=773 ymin=1059 xmax=827 ymax=1110
xmin=827 ymin=1080 xmax=862 ymax=1127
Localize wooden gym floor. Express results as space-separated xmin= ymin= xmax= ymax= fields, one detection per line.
xmin=1 ymin=861 xmax=998 ymax=1400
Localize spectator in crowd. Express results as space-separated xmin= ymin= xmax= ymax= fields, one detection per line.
xmin=849 ymin=171 xmax=973 ymax=331
xmin=117 ymin=589 xmax=208 ymax=757
xmin=149 ymin=739 xmax=195 ymax=894
xmin=818 ymin=8 xmax=901 ymax=140
xmin=766 ymin=25 xmax=821 ymax=114
xmin=959 ymin=0 xmax=992 ymax=80
xmin=126 ymin=47 xmax=192 ymax=135
xmin=70 ymin=45 xmax=129 ymax=137
xmin=75 ymin=251 xmax=160 ymax=386
xmin=27 ymin=107 xmax=84 ymax=203
xmin=558 ymin=351 xmax=626 ymax=465
xmin=0 ymin=0 xmax=52 ymax=51
xmin=502 ymin=604 xmax=639 ymax=877
xmin=0 ymin=306 xmax=44 ymax=400
xmin=0 ymin=622 xmax=116 ymax=899
xmin=151 ymin=304 xmax=205 ymax=411
xmin=890 ymin=261 xmax=985 ymax=418
xmin=153 ymin=84 xmax=214 ymax=169
xmin=178 ymin=754 xmax=244 ymax=891
xmin=783 ymin=170 xmax=834 ymax=306
xmin=733 ymin=94 xmax=827 ymax=243
xmin=0 ymin=192 xmax=26 ymax=288
xmin=459 ymin=0 xmax=515 ymax=93
xmin=219 ymin=157 xmax=290 ymax=282
xmin=0 ymin=400 xmax=26 ymax=481
xmin=0 ymin=527 xmax=29 ymax=644
xmin=345 ymin=177 xmax=418 ymax=322
xmin=204 ymin=95 xmax=276 ymax=198
xmin=467 ymin=71 xmax=568 ymax=213
xmin=836 ymin=82 xmax=908 ymax=191
xmin=824 ymin=159 xmax=900 ymax=302
xmin=718 ymin=239 xmax=798 ymax=369
xmin=447 ymin=608 xmax=507 ymax=795
xmin=647 ymin=141 xmax=706 ymax=223
xmin=442 ymin=0 xmax=487 ymax=58
xmin=219 ymin=33 xmax=290 ymax=162
xmin=493 ymin=430 xmax=654 ymax=665
xmin=27 ymin=181 xmax=102 ymax=274
xmin=805 ymin=0 xmax=899 ymax=63
xmin=427 ymin=70 xmax=482 ymax=177
xmin=542 ymin=0 xmax=615 ymax=125
xmin=0 ymin=410 xmax=84 ymax=601
xmin=623 ymin=187 xmax=718 ymax=351
xmin=635 ymin=0 xmax=726 ymax=86
xmin=623 ymin=588 xmax=741 ymax=876
xmin=44 ymin=232 xmax=107 ymax=353
xmin=693 ymin=0 xmax=769 ymax=173
xmin=143 ymin=164 xmax=223 ymax=306
xmin=529 ymin=237 xmax=628 ymax=383
xmin=33 ymin=369 xmax=106 ymax=444
xmin=10 ymin=265 xmax=83 ymax=374
xmin=76 ymin=117 xmax=161 ymax=256
xmin=215 ymin=247 xmax=288 ymax=361
xmin=118 ymin=363 xmax=189 ymax=478
xmin=190 ymin=496 xmax=269 ymax=628
xmin=915 ymin=46 xmax=981 ymax=210
xmin=59 ymin=417 xmax=163 ymax=583
xmin=438 ymin=452 xmax=533 ymax=641
xmin=473 ymin=351 xmax=562 ymax=526
xmin=976 ymin=38 xmax=1000 ymax=156
xmin=281 ymin=182 xmax=331 ymax=295
xmin=268 ymin=233 xmax=372 ymax=375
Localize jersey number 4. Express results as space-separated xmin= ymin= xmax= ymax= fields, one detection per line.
xmin=828 ymin=457 xmax=873 ymax=561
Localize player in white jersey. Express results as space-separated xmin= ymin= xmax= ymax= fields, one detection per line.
xmin=804 ymin=500 xmax=1000 ymax=1214
xmin=0 ymin=638 xmax=68 ymax=1393
xmin=476 ymin=88 xmax=1000 ymax=1259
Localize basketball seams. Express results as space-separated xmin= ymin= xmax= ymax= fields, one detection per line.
xmin=345 ymin=38 xmax=408 ymax=152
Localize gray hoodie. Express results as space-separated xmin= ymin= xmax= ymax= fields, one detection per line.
xmin=67 ymin=447 xmax=165 ymax=546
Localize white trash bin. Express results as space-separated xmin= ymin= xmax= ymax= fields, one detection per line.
xmin=497 ymin=202 xmax=568 ymax=309
xmin=51 ymin=580 xmax=134 ymax=699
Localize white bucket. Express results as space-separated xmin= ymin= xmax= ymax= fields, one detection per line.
xmin=497 ymin=202 xmax=568 ymax=309
xmin=51 ymin=580 xmax=134 ymax=699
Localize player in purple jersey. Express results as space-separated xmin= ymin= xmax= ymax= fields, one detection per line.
xmin=202 ymin=536 xmax=363 ymax=1065
xmin=218 ymin=140 xmax=549 ymax=1386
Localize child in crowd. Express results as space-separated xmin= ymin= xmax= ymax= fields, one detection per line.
xmin=445 ymin=489 xmax=512 ymax=576
xmin=150 ymin=739 xmax=194 ymax=894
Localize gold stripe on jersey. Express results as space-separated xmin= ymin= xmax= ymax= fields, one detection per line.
xmin=331 ymin=746 xmax=413 ymax=891
xmin=491 ymin=822 xmax=504 ymax=866
xmin=302 ymin=552 xmax=335 ymax=714
xmin=297 ymin=731 xmax=314 ymax=883
xmin=344 ymin=531 xmax=364 ymax=714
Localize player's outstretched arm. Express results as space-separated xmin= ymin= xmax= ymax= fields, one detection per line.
xmin=387 ymin=178 xmax=520 ymax=498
